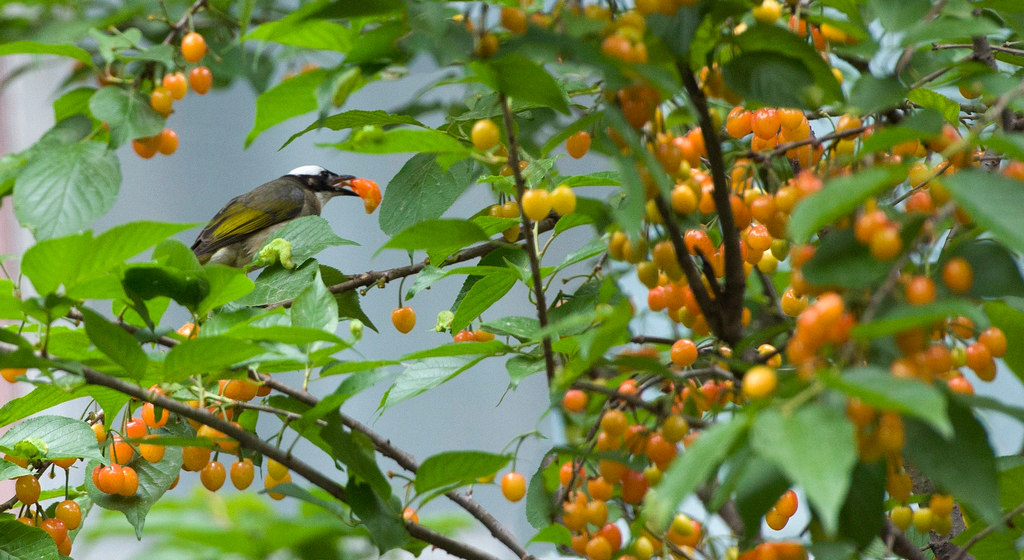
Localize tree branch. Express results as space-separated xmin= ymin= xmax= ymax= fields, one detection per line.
xmin=679 ymin=67 xmax=745 ymax=345
xmin=0 ymin=345 xmax=500 ymax=560
xmin=160 ymin=0 xmax=209 ymax=45
xmin=256 ymin=375 xmax=533 ymax=560
xmin=498 ymin=92 xmax=557 ymax=385
xmin=266 ymin=216 xmax=557 ymax=310
xmin=883 ymin=519 xmax=928 ymax=560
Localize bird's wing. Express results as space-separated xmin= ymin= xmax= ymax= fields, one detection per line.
xmin=191 ymin=180 xmax=306 ymax=260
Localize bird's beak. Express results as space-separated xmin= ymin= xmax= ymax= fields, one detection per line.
xmin=332 ymin=176 xmax=382 ymax=214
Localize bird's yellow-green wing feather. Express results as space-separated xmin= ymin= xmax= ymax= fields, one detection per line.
xmin=191 ymin=180 xmax=306 ymax=259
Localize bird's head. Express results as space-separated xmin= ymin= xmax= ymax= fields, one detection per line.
xmin=287 ymin=165 xmax=381 ymax=213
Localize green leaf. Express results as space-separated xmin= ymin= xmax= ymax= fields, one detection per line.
xmin=88 ymin=87 xmax=165 ymax=148
xmin=382 ymin=356 xmax=482 ymax=409
xmin=415 ymin=451 xmax=510 ymax=492
xmin=283 ymin=110 xmax=424 ymax=149
xmin=838 ymin=462 xmax=886 ymax=548
xmin=482 ymin=316 xmax=540 ymax=340
xmin=942 ymin=170 xmax=1024 ymax=254
xmin=751 ymin=404 xmax=857 ymax=534
xmin=14 ymin=141 xmax=121 ymax=240
xmin=346 ymin=479 xmax=409 ymax=552
xmin=78 ymin=306 xmax=149 ymax=378
xmin=852 ymin=300 xmax=984 ymax=338
xmin=379 ymin=154 xmax=476 ymax=236
xmin=222 ymin=324 xmax=344 ymax=345
xmin=21 ymin=232 xmax=92 ymax=295
xmin=945 ymin=240 xmax=1024 ymax=298
xmin=849 ymin=75 xmax=909 ymax=115
xmin=451 ymin=272 xmax=517 ymax=333
xmin=256 ymin=215 xmax=357 ymax=267
xmin=788 ymin=166 xmax=905 ymax=243
xmin=406 ymin=265 xmax=447 ymax=300
xmin=644 ymin=415 xmax=750 ymax=530
xmin=379 ymin=219 xmax=488 ymax=264
xmin=318 ymin=264 xmax=376 ymax=331
xmin=723 ymin=52 xmax=819 ymax=109
xmin=84 ymin=425 xmax=184 ymax=539
xmin=868 ymin=0 xmax=930 ymax=31
xmin=801 ymin=229 xmax=889 ymax=289
xmin=525 ymin=461 xmax=557 ymax=529
xmin=245 ymin=70 xmax=328 ymax=147
xmin=0 ymin=520 xmax=59 ymax=560
xmin=647 ymin=6 xmax=702 ymax=58
xmin=985 ymin=301 xmax=1024 ymax=382
xmin=162 ymin=337 xmax=265 ymax=382
xmin=0 ymin=40 xmax=92 ymax=65
xmin=401 ymin=340 xmax=508 ymax=360
xmin=245 ymin=19 xmax=355 ymax=52
xmin=528 ymin=524 xmax=572 ymax=545
xmin=907 ymin=88 xmax=960 ymax=124
xmin=0 ymin=385 xmax=119 ymax=426
xmin=83 ymin=221 xmax=196 ymax=282
xmin=727 ymin=24 xmax=843 ymax=108
xmin=900 ymin=16 xmax=1000 ymax=46
xmin=292 ymin=269 xmax=338 ymax=333
xmin=860 ymin=110 xmax=944 ymax=154
xmin=53 ymin=87 xmax=96 ymax=122
xmin=197 ymin=264 xmax=255 ymax=315
xmin=237 ymin=259 xmax=319 ymax=307
xmin=825 ymin=367 xmax=951 ymax=436
xmin=471 ymin=55 xmax=569 ymax=114
xmin=122 ymin=264 xmax=210 ymax=311
xmin=0 ymin=415 xmax=105 ymax=463
xmin=329 ymin=128 xmax=467 ymax=154
xmin=903 ymin=401 xmax=1001 ymax=524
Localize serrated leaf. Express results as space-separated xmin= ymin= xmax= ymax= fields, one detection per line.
xmin=825 ymin=367 xmax=951 ymax=436
xmin=282 ymin=110 xmax=424 ymax=149
xmin=471 ymin=55 xmax=569 ymax=114
xmin=0 ymin=415 xmax=105 ymax=463
xmin=78 ymin=306 xmax=149 ymax=378
xmin=382 ymin=356 xmax=482 ymax=409
xmin=88 ymin=87 xmax=164 ymax=148
xmin=292 ymin=268 xmax=338 ymax=333
xmin=451 ymin=272 xmax=516 ymax=333
xmin=415 ymin=451 xmax=510 ymax=492
xmin=0 ymin=520 xmax=59 ymax=560
xmin=788 ymin=166 xmax=905 ymax=243
xmin=245 ymin=18 xmax=355 ymax=52
xmin=903 ymin=401 xmax=1001 ymax=524
xmin=942 ymin=170 xmax=1024 ymax=255
xmin=254 ymin=215 xmax=357 ymax=267
xmin=379 ymin=219 xmax=488 ymax=263
xmin=751 ymin=404 xmax=857 ymax=534
xmin=245 ymin=70 xmax=327 ymax=147
xmin=162 ymin=338 xmax=264 ymax=382
xmin=0 ymin=40 xmax=92 ymax=65
xmin=84 ymin=424 xmax=184 ymax=539
xmin=197 ymin=264 xmax=255 ymax=315
xmin=852 ymin=300 xmax=984 ymax=338
xmin=644 ymin=415 xmax=750 ymax=530
xmin=379 ymin=154 xmax=476 ymax=236
xmin=14 ymin=141 xmax=120 ymax=240
xmin=907 ymin=88 xmax=960 ymax=124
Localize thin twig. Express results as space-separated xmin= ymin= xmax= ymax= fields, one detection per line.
xmin=0 ymin=345 xmax=500 ymax=560
xmin=498 ymin=92 xmax=556 ymax=385
xmin=934 ymin=42 xmax=1024 ymax=57
xmin=160 ymin=0 xmax=208 ymax=45
xmin=256 ymin=375 xmax=533 ymax=560
xmin=949 ymin=501 xmax=1024 ymax=560
xmin=883 ymin=519 xmax=929 ymax=560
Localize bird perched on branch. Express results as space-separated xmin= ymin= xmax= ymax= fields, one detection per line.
xmin=191 ymin=165 xmax=381 ymax=267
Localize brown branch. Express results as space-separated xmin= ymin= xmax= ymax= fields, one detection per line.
xmin=160 ymin=0 xmax=209 ymax=45
xmin=744 ymin=122 xmax=871 ymax=162
xmin=883 ymin=519 xmax=929 ymax=560
xmin=650 ymin=194 xmax=720 ymax=334
xmin=629 ymin=335 xmax=676 ymax=346
xmin=1 ymin=345 xmax=499 ymax=560
xmin=948 ymin=500 xmax=1024 ymax=560
xmin=934 ymin=42 xmax=1024 ymax=58
xmin=498 ymin=92 xmax=556 ymax=385
xmin=266 ymin=216 xmax=557 ymax=310
xmin=256 ymin=375 xmax=533 ymax=560
xmin=66 ymin=308 xmax=179 ymax=348
xmin=680 ymin=68 xmax=744 ymax=345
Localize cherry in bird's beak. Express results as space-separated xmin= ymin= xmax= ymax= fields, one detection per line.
xmin=333 ymin=176 xmax=381 ymax=214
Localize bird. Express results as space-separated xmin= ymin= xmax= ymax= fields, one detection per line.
xmin=190 ymin=165 xmax=380 ymax=267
